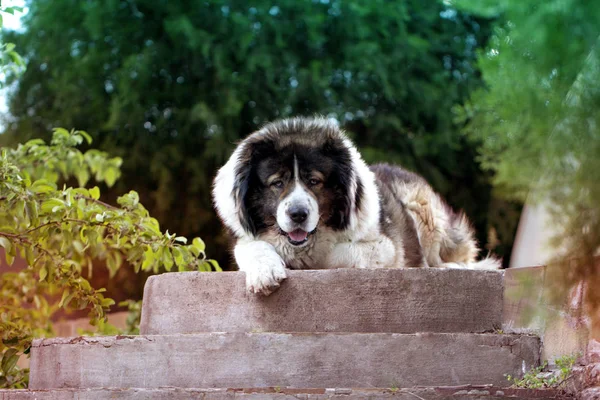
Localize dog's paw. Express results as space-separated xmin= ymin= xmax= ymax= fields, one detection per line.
xmin=234 ymin=241 xmax=287 ymax=296
xmin=245 ymin=257 xmax=287 ymax=296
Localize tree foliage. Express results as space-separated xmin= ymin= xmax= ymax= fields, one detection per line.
xmin=455 ymin=0 xmax=600 ymax=325
xmin=1 ymin=0 xmax=513 ymax=268
xmin=0 ymin=129 xmax=219 ymax=388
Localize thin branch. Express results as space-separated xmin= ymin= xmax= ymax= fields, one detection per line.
xmin=21 ymin=221 xmax=60 ymax=235
xmin=75 ymin=194 xmax=118 ymax=210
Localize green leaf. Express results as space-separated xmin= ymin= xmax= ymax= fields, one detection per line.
xmin=162 ymin=247 xmax=174 ymax=271
xmin=30 ymin=179 xmax=56 ymax=194
xmin=126 ymin=245 xmax=144 ymax=264
xmin=191 ymin=237 xmax=206 ymax=256
xmin=89 ymin=186 xmax=100 ymax=200
xmin=72 ymin=240 xmax=85 ymax=254
xmin=1 ymin=348 xmax=19 ymax=374
xmin=79 ymin=226 xmax=88 ymax=244
xmin=76 ymin=168 xmax=90 ymax=187
xmin=104 ymin=167 xmax=118 ymax=187
xmin=78 ymin=277 xmax=92 ymax=292
xmin=141 ymin=247 xmax=155 ymax=271
xmin=5 ymin=251 xmax=15 ymax=267
xmin=141 ymin=218 xmax=161 ymax=235
xmin=207 ymin=259 xmax=222 ymax=272
xmin=78 ymin=130 xmax=93 ymax=144
xmin=172 ymin=246 xmax=185 ymax=270
xmin=0 ymin=237 xmax=12 ymax=255
xmin=25 ymin=200 xmax=40 ymax=226
xmin=101 ymin=298 xmax=115 ymax=308
xmin=59 ymin=289 xmax=71 ymax=308
xmin=25 ymin=246 xmax=34 ymax=266
xmin=39 ymin=266 xmax=48 ymax=282
xmin=41 ymin=198 xmax=65 ymax=213
xmin=15 ymin=199 xmax=25 ymax=220
xmin=174 ymin=236 xmax=187 ymax=244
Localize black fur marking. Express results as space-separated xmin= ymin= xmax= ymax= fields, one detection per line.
xmin=233 ymin=139 xmax=277 ymax=236
xmin=322 ymin=137 xmax=355 ymax=231
xmin=354 ymin=177 xmax=364 ymax=214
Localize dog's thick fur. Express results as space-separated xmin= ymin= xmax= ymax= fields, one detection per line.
xmin=213 ymin=117 xmax=499 ymax=295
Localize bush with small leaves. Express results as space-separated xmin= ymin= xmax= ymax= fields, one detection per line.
xmin=0 ymin=129 xmax=219 ymax=388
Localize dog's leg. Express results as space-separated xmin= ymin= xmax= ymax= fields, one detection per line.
xmin=234 ymin=239 xmax=287 ymax=295
xmin=326 ymin=237 xmax=397 ymax=269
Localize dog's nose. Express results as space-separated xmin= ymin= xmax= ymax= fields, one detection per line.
xmin=288 ymin=206 xmax=308 ymax=223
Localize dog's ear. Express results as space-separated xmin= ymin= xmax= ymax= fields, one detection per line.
xmin=232 ymin=157 xmax=255 ymax=236
xmin=323 ymin=137 xmax=358 ymax=231
xmin=232 ymin=139 xmax=275 ymax=236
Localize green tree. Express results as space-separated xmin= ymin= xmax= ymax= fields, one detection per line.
xmin=2 ymin=0 xmax=509 ymax=268
xmin=455 ymin=0 xmax=600 ymax=324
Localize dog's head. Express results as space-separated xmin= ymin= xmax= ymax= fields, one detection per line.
xmin=213 ymin=117 xmax=364 ymax=247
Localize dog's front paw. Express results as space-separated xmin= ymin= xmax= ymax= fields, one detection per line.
xmin=234 ymin=241 xmax=287 ymax=296
xmin=245 ymin=257 xmax=287 ymax=295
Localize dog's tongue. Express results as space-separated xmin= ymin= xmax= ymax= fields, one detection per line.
xmin=288 ymin=229 xmax=308 ymax=242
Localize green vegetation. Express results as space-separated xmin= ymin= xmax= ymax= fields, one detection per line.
xmin=456 ymin=0 xmax=600 ymax=321
xmin=0 ymin=129 xmax=219 ymax=388
xmin=506 ymin=354 xmax=579 ymax=389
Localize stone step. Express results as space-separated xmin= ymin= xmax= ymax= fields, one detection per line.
xmin=140 ymin=269 xmax=504 ymax=335
xmin=29 ymin=333 xmax=539 ymax=390
xmin=0 ymin=386 xmax=563 ymax=399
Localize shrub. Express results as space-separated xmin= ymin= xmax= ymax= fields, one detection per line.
xmin=0 ymin=129 xmax=219 ymax=388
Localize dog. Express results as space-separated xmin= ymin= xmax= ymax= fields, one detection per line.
xmin=212 ymin=117 xmax=499 ymax=295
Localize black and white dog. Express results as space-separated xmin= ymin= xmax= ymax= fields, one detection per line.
xmin=213 ymin=117 xmax=499 ymax=295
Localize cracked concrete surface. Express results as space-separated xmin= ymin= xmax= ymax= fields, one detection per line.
xmin=140 ymin=269 xmax=504 ymax=335
xmin=29 ymin=333 xmax=540 ymax=390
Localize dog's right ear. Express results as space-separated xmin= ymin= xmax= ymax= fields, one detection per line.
xmin=232 ymin=146 xmax=256 ymax=236
xmin=212 ymin=137 xmax=274 ymax=238
xmin=213 ymin=141 xmax=253 ymax=238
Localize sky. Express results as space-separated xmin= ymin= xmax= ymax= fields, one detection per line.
xmin=0 ymin=0 xmax=27 ymax=121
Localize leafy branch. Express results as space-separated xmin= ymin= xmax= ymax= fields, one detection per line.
xmin=0 ymin=128 xmax=219 ymax=388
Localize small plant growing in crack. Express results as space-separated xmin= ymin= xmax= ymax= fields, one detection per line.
xmin=506 ymin=353 xmax=579 ymax=389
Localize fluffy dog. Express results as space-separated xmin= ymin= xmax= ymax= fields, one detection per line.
xmin=213 ymin=117 xmax=499 ymax=295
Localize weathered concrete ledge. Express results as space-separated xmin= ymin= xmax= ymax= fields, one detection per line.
xmin=140 ymin=269 xmax=504 ymax=335
xmin=29 ymin=333 xmax=539 ymax=389
xmin=0 ymin=386 xmax=566 ymax=399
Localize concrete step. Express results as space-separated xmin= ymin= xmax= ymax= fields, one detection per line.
xmin=29 ymin=333 xmax=539 ymax=390
xmin=0 ymin=386 xmax=565 ymax=399
xmin=140 ymin=269 xmax=504 ymax=335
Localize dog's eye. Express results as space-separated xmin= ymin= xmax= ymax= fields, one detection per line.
xmin=271 ymin=180 xmax=284 ymax=189
xmin=308 ymin=178 xmax=321 ymax=186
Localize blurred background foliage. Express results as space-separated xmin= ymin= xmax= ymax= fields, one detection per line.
xmin=455 ymin=0 xmax=600 ymax=328
xmin=1 ymin=0 xmax=516 ymax=288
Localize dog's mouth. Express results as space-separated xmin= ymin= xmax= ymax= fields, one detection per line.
xmin=280 ymin=228 xmax=317 ymax=246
